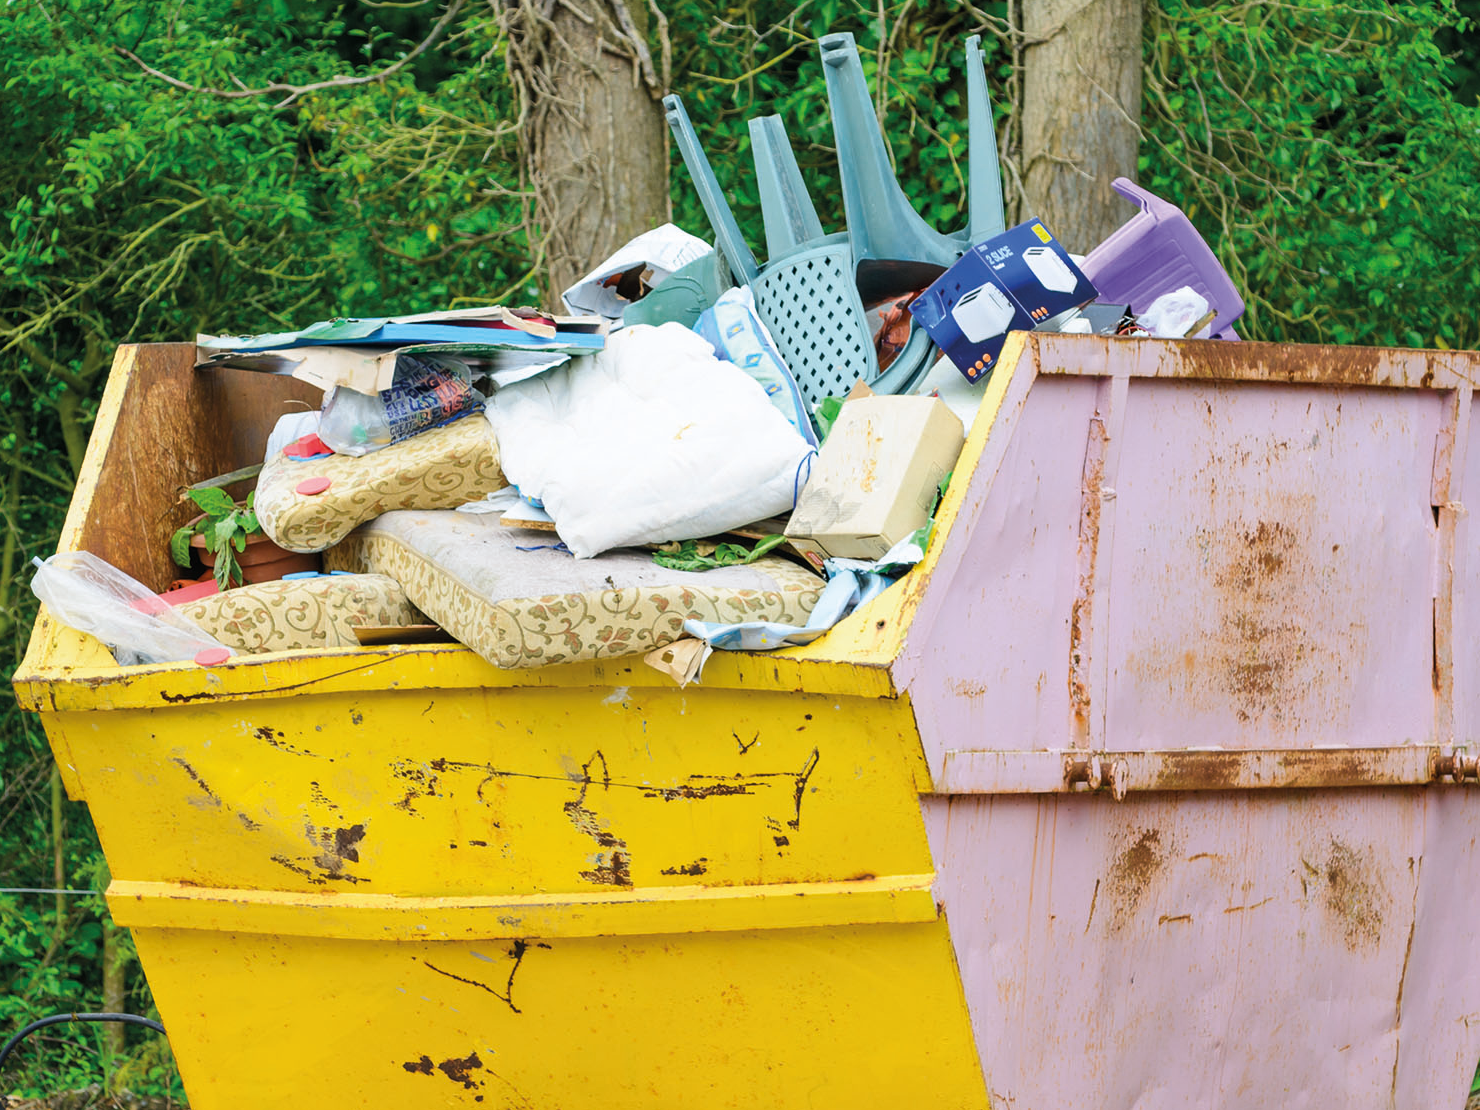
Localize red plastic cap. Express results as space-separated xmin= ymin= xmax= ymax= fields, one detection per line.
xmin=285 ymin=434 xmax=333 ymax=459
xmin=194 ymin=647 xmax=232 ymax=667
xmin=296 ymin=476 xmax=332 ymax=496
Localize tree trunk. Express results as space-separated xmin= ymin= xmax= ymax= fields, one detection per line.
xmin=1019 ymin=0 xmax=1143 ymax=253
xmin=503 ymin=0 xmax=671 ymax=307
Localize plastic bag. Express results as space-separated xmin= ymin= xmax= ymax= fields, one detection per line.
xmin=319 ymin=354 xmax=480 ymax=457
xmin=30 ymin=551 xmax=233 ymax=666
xmin=1137 ymin=286 xmax=1212 ymax=338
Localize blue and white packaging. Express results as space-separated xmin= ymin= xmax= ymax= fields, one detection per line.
xmin=908 ymin=219 xmax=1097 ymax=383
xmin=695 ymin=287 xmax=818 ymax=446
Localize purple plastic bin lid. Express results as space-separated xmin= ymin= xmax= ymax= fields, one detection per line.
xmin=1080 ymin=178 xmax=1244 ymax=339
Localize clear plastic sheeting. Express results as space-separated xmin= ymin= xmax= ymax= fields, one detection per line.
xmin=30 ymin=551 xmax=232 ymax=667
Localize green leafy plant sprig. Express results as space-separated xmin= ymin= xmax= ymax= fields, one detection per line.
xmin=170 ymin=488 xmax=262 ymax=590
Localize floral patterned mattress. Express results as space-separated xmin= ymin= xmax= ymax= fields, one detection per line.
xmin=324 ymin=510 xmax=824 ymax=669
xmin=179 ymin=573 xmax=424 ymax=654
xmin=256 ymin=414 xmax=507 ymax=554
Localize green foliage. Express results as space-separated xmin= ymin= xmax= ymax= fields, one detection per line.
xmin=171 ymin=489 xmax=262 ymax=590
xmin=1141 ymin=1 xmax=1480 ymax=346
xmin=651 ymin=533 xmax=785 ymax=571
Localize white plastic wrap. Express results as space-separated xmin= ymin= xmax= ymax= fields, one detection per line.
xmin=30 ymin=551 xmax=232 ymax=666
xmin=1138 ymin=285 xmax=1213 ymax=338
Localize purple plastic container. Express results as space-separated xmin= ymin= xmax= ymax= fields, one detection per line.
xmin=1080 ymin=178 xmax=1244 ymax=340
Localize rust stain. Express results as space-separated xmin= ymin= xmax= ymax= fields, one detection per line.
xmin=389 ymin=760 xmax=441 ymax=815
xmin=660 ymin=858 xmax=708 ymax=876
xmin=159 ymin=689 xmax=216 ymax=704
xmin=1158 ymin=913 xmax=1192 ymax=925
xmin=1320 ymin=839 xmax=1385 ymax=951
xmin=255 ymin=726 xmax=325 ymax=760
xmin=437 ymin=1051 xmax=483 ymax=1090
xmin=1223 ymin=896 xmax=1274 ymax=914
xmin=1217 ymin=521 xmax=1301 ymax=719
xmin=406 ymin=751 xmax=819 ymax=868
xmin=1068 ymin=416 xmax=1107 ymax=740
xmin=1107 ymin=828 xmax=1170 ymax=931
xmin=579 ymin=849 xmax=632 ymax=887
xmin=169 ymin=758 xmax=222 ymax=809
xmin=1169 ymin=339 xmax=1400 ymax=388
xmin=563 ymin=752 xmax=632 ymax=887
xmin=949 ymin=679 xmax=989 ymax=698
xmin=308 ymin=781 xmax=342 ymax=814
xmin=1123 ymin=408 xmax=1373 ymax=730
xmin=307 ymin=821 xmax=368 ymax=881
xmin=642 ymin=780 xmax=754 ymax=801
xmin=402 ymin=1055 xmax=434 ymax=1075
xmin=788 ymin=748 xmax=819 ymax=830
xmin=268 ymin=821 xmax=370 ymax=885
xmin=1188 ymin=517 xmax=1323 ymax=727
xmin=1150 ymin=751 xmax=1244 ymax=792
xmin=1277 ymin=748 xmax=1384 ymax=787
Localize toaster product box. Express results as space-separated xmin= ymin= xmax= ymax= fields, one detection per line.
xmin=908 ymin=219 xmax=1097 ymax=383
xmin=785 ymin=395 xmax=965 ymax=566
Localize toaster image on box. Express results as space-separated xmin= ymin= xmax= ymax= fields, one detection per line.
xmin=950 ymin=282 xmax=1017 ymax=343
xmin=1022 ymin=246 xmax=1078 ymax=294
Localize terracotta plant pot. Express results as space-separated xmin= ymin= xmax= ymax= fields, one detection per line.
xmin=190 ymin=530 xmax=320 ymax=585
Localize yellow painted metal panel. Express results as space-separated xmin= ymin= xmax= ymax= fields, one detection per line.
xmin=16 ymin=635 xmax=900 ymax=711
xmin=47 ymin=684 xmax=932 ymax=897
xmin=107 ymin=874 xmax=939 ymax=940
xmin=13 ymin=342 xmax=993 ymax=1109
xmin=132 ymin=919 xmax=990 ymax=1110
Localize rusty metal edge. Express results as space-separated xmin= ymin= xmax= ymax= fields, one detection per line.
xmin=1029 ymin=334 xmax=1479 ymax=390
xmin=937 ymin=746 xmax=1470 ymax=796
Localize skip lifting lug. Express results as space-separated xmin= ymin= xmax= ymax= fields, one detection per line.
xmin=1434 ymin=748 xmax=1479 ymax=783
xmin=1064 ymin=754 xmax=1130 ymax=801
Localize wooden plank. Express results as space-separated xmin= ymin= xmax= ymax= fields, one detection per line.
xmin=75 ymin=345 xmax=321 ymax=590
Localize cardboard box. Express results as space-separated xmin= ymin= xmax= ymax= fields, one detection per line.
xmin=908 ymin=218 xmax=1097 ymax=384
xmin=785 ymin=395 xmax=965 ymax=566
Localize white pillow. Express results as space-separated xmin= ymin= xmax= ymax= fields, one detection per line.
xmin=486 ymin=323 xmax=815 ymax=559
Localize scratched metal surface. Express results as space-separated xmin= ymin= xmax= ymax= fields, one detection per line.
xmin=904 ymin=337 xmax=1480 ymax=1108
xmin=47 ymin=685 xmax=923 ymax=895
xmin=38 ymin=670 xmax=988 ymax=1109
xmin=129 ymin=918 xmax=983 ymax=1109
